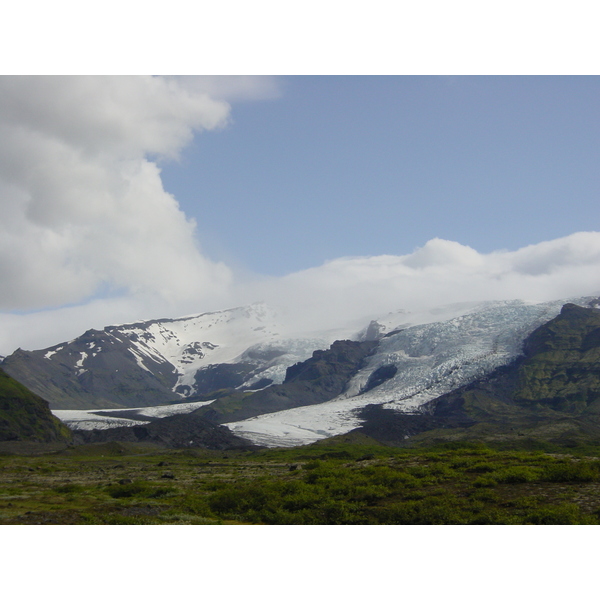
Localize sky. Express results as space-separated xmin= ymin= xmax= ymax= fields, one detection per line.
xmin=161 ymin=76 xmax=600 ymax=275
xmin=0 ymin=75 xmax=599 ymax=355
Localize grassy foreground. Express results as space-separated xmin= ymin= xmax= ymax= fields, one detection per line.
xmin=2 ymin=438 xmax=600 ymax=524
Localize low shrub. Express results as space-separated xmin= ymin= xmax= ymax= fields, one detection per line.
xmin=378 ymin=495 xmax=469 ymax=525
xmin=523 ymin=503 xmax=593 ymax=525
xmin=473 ymin=475 xmax=498 ymax=488
xmin=467 ymin=462 xmax=497 ymax=474
xmin=542 ymin=462 xmax=600 ymax=483
xmin=494 ymin=466 xmax=541 ymax=484
xmin=106 ymin=481 xmax=152 ymax=498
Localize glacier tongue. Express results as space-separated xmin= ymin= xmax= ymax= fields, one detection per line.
xmin=53 ymin=399 xmax=215 ymax=431
xmin=226 ymin=298 xmax=595 ymax=447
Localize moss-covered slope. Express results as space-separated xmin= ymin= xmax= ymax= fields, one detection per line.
xmin=515 ymin=303 xmax=600 ymax=411
xmin=0 ymin=368 xmax=72 ymax=442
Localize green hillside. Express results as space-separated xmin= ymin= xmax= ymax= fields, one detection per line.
xmin=0 ymin=367 xmax=72 ymax=442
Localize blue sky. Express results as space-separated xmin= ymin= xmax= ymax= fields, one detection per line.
xmin=161 ymin=76 xmax=600 ymax=276
xmin=0 ymin=75 xmax=599 ymax=355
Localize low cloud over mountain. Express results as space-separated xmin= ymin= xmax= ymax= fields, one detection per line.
xmin=236 ymin=232 xmax=600 ymax=337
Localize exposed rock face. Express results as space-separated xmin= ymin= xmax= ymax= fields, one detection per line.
xmin=355 ymin=304 xmax=600 ymax=446
xmin=72 ymin=411 xmax=258 ymax=450
xmin=361 ymin=364 xmax=398 ymax=394
xmin=195 ymin=340 xmax=377 ymax=424
xmin=192 ymin=363 xmax=256 ymax=395
xmin=1 ymin=329 xmax=181 ymax=410
xmin=0 ymin=368 xmax=72 ymax=442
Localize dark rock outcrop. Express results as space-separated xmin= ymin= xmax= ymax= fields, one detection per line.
xmin=72 ymin=411 xmax=258 ymax=450
xmin=361 ymin=364 xmax=398 ymax=394
xmin=191 ymin=363 xmax=255 ymax=395
xmin=195 ymin=340 xmax=378 ymax=424
xmin=356 ymin=401 xmax=477 ymax=444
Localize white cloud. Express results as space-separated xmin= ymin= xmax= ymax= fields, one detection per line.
xmin=0 ymin=76 xmax=234 ymax=312
xmin=507 ymin=232 xmax=600 ymax=276
xmin=402 ymin=238 xmax=484 ymax=269
xmin=230 ymin=232 xmax=600 ymax=338
xmin=172 ymin=76 xmax=282 ymax=102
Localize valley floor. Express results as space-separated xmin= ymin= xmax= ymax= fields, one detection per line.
xmin=2 ymin=439 xmax=600 ymax=524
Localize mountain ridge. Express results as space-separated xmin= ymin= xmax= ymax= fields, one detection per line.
xmin=3 ymin=299 xmax=527 ymax=411
xmin=2 ymin=303 xmax=333 ymax=410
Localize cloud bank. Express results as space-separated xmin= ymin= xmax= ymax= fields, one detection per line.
xmin=0 ymin=76 xmax=598 ymax=354
xmin=2 ymin=227 xmax=600 ymax=354
xmin=238 ymin=233 xmax=600 ymax=336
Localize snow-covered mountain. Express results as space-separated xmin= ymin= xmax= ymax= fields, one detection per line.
xmin=4 ymin=299 xmax=522 ymax=412
xmin=2 ymin=303 xmax=334 ymax=410
xmin=96 ymin=303 xmax=331 ymax=395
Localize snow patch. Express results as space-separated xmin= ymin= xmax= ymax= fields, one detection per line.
xmin=44 ymin=346 xmax=64 ymax=359
xmin=75 ymin=352 xmax=87 ymax=368
xmin=75 ymin=352 xmax=88 ymax=375
xmin=128 ymin=347 xmax=152 ymax=373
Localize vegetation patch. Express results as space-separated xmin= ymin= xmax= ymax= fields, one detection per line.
xmin=2 ymin=440 xmax=600 ymax=524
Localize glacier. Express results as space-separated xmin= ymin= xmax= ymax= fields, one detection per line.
xmin=225 ymin=297 xmax=598 ymax=446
